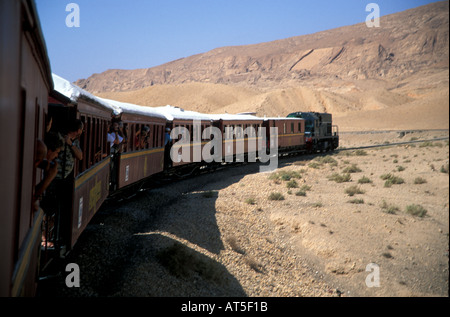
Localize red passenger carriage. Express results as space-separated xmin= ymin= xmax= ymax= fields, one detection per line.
xmin=0 ymin=0 xmax=53 ymax=296
xmin=44 ymin=75 xmax=116 ymax=259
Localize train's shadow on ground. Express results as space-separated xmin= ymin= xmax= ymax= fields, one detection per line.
xmin=37 ymin=155 xmax=315 ymax=297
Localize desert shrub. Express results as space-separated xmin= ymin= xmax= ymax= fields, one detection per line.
xmin=308 ymin=162 xmax=321 ymax=169
xmin=300 ymin=184 xmax=312 ymax=191
xmin=406 ymin=204 xmax=427 ymax=217
xmin=268 ymin=192 xmax=285 ymax=201
xmin=269 ymin=170 xmax=302 ymax=181
xmin=441 ymin=164 xmax=449 ymax=174
xmin=348 ymin=198 xmax=364 ymax=204
xmin=342 ymin=164 xmax=362 ymax=173
xmin=380 ymin=200 xmax=400 ymax=214
xmin=358 ymin=176 xmax=373 ymax=184
xmin=244 ymin=257 xmax=263 ymax=273
xmin=419 ymin=141 xmax=441 ymax=148
xmin=380 ymin=174 xmax=404 ymax=187
xmin=397 ymin=166 xmax=406 ymax=172
xmin=316 ymin=155 xmax=338 ymax=166
xmin=286 ymin=180 xmax=299 ymax=188
xmin=328 ymin=173 xmax=351 ymax=183
xmin=345 ymin=185 xmax=365 ymax=196
xmin=354 ymin=149 xmax=368 ymax=156
xmin=295 ymin=190 xmax=306 ymax=196
xmin=245 ymin=197 xmax=256 ymax=205
xmin=413 ymin=177 xmax=427 ymax=184
xmin=226 ymin=236 xmax=245 ymax=254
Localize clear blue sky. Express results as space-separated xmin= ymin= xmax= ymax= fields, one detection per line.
xmin=35 ymin=0 xmax=441 ymax=82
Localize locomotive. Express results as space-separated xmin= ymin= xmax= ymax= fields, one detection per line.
xmin=287 ymin=112 xmax=339 ymax=153
xmin=0 ymin=0 xmax=339 ymax=297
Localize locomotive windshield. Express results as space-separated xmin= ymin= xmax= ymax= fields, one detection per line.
xmin=287 ymin=112 xmax=316 ymax=134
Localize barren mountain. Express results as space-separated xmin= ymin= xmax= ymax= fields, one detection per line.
xmin=78 ymin=1 xmax=449 ymax=131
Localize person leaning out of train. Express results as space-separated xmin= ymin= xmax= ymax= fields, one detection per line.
xmin=108 ymin=121 xmax=124 ymax=152
xmin=56 ymin=119 xmax=84 ymax=179
xmin=35 ymin=132 xmax=65 ymax=201
xmin=135 ymin=125 xmax=150 ymax=149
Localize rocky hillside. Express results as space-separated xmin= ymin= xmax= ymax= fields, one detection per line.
xmin=76 ymin=1 xmax=448 ymax=93
xmin=75 ymin=2 xmax=448 ymax=131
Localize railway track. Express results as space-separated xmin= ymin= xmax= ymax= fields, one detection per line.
xmin=338 ymin=129 xmax=449 ymax=151
xmin=339 ymin=136 xmax=449 ymax=152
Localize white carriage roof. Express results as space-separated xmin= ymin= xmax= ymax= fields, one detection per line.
xmin=97 ymin=97 xmax=167 ymax=120
xmin=208 ymin=113 xmax=262 ymax=121
xmin=152 ymin=105 xmax=213 ymax=122
xmin=52 ymin=74 xmax=120 ymax=115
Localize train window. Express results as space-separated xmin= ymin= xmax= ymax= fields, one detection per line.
xmin=134 ymin=124 xmax=139 ymax=150
xmin=130 ymin=124 xmax=135 ymax=151
xmin=104 ymin=119 xmax=109 ymax=156
xmin=154 ymin=125 xmax=158 ymax=148
xmin=291 ymin=123 xmax=294 ymax=133
xmin=283 ymin=123 xmax=286 ymax=134
xmin=153 ymin=124 xmax=156 ymax=148
xmin=121 ymin=123 xmax=127 ymax=152
xmin=87 ymin=116 xmax=93 ymax=169
xmin=148 ymin=125 xmax=153 ymax=148
xmin=153 ymin=125 xmax=157 ymax=148
xmin=143 ymin=124 xmax=148 ymax=150
xmin=147 ymin=124 xmax=152 ymax=148
xmin=93 ymin=118 xmax=98 ymax=164
xmin=100 ymin=119 xmax=105 ymax=157
xmin=158 ymin=125 xmax=161 ymax=147
xmin=78 ymin=116 xmax=86 ymax=173
xmin=152 ymin=125 xmax=156 ymax=148
xmin=298 ymin=123 xmax=302 ymax=133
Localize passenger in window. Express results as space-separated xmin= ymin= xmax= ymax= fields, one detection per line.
xmin=37 ymin=132 xmax=64 ymax=248
xmin=35 ymin=132 xmax=64 ymax=200
xmin=108 ymin=121 xmax=124 ymax=153
xmin=108 ymin=121 xmax=124 ymax=191
xmin=56 ymin=119 xmax=84 ymax=179
xmin=164 ymin=127 xmax=172 ymax=168
xmin=118 ymin=121 xmax=127 ymax=144
xmin=135 ymin=125 xmax=150 ymax=149
xmin=40 ymin=119 xmax=83 ymax=250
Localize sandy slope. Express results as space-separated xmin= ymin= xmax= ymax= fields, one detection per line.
xmin=98 ymin=70 xmax=448 ymax=131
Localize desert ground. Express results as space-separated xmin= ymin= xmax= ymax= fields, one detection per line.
xmin=38 ymin=129 xmax=449 ymax=297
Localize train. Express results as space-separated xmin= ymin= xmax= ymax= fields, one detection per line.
xmin=0 ymin=0 xmax=338 ymax=297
